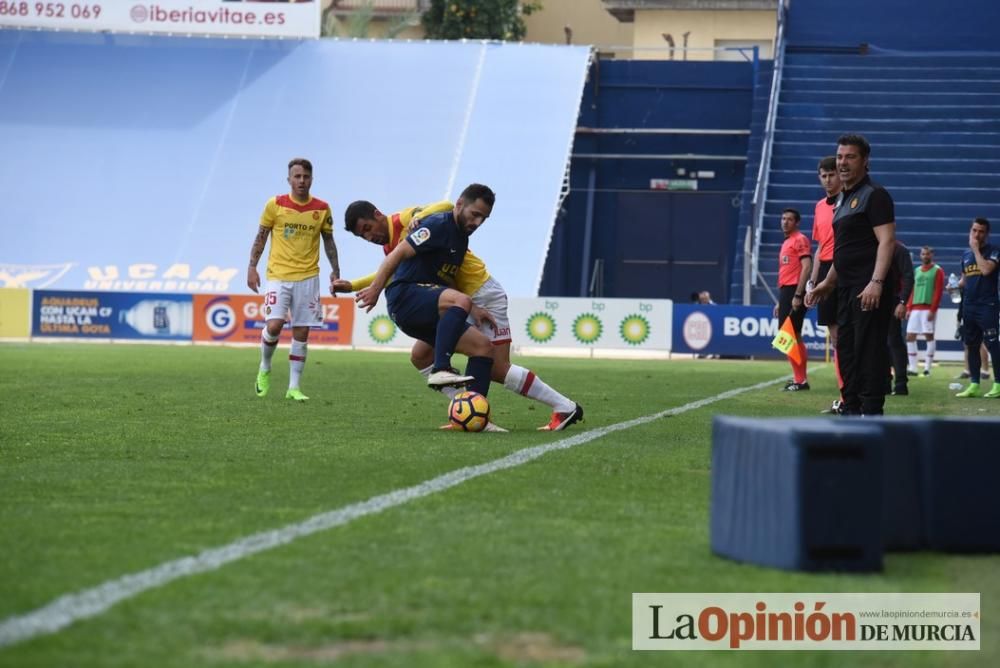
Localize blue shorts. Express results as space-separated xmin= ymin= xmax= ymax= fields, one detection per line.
xmin=962 ymin=305 xmax=1000 ymax=346
xmin=386 ymin=282 xmax=469 ymax=346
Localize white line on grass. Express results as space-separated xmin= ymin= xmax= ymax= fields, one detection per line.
xmin=0 ymin=374 xmax=789 ymax=649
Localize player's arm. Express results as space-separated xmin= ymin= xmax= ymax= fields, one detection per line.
xmin=408 ymin=200 xmax=454 ymax=231
xmin=969 ymin=230 xmax=998 ymax=275
xmin=247 ymin=225 xmax=270 ymax=294
xmin=808 ymin=245 xmax=822 ymax=287
xmin=859 ymin=222 xmax=896 ymax=310
xmin=322 ymin=229 xmax=341 ymax=291
xmin=793 ymin=247 xmax=812 ymax=312
xmin=333 ymin=272 xmax=376 ymax=293
xmin=894 ymin=246 xmax=914 ymax=319
xmin=808 ymin=213 xmax=823 ymax=287
xmin=805 ymin=263 xmax=836 ymax=307
xmin=355 ymin=241 xmax=417 ymax=312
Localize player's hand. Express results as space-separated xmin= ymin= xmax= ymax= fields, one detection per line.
xmin=805 ymin=280 xmax=830 ymax=308
xmin=247 ymin=266 xmax=260 ymax=294
xmin=470 ymin=304 xmax=497 ymax=330
xmin=791 ymin=295 xmax=804 ymax=312
xmin=858 ymin=281 xmax=882 ymax=311
xmin=332 ymin=279 xmax=353 ymax=294
xmin=928 ymin=311 xmax=936 ymax=322
xmin=355 ymin=287 xmax=379 ymax=313
xmin=894 ymin=303 xmax=906 ymax=320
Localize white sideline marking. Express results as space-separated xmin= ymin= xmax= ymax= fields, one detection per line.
xmin=0 ymin=375 xmax=788 ymax=649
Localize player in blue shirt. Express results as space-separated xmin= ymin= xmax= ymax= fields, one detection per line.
xmin=356 ymin=184 xmax=496 ymax=398
xmin=956 ymin=217 xmax=1000 ymax=398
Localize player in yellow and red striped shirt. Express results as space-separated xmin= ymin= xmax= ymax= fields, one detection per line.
xmin=247 ymin=158 xmax=340 ymax=402
xmin=337 ymin=199 xmax=582 ymax=432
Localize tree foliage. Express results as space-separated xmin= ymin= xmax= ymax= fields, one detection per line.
xmin=422 ymin=0 xmax=542 ymax=42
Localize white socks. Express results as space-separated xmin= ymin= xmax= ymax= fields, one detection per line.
xmin=504 ymin=364 xmax=574 ymax=413
xmin=260 ymin=330 xmax=279 ymax=371
xmin=289 ymin=339 xmax=307 ymax=389
xmin=907 ymin=339 xmax=936 ymax=372
xmin=419 ymin=363 xmax=575 ymax=414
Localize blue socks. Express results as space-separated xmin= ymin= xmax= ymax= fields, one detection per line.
xmin=434 ymin=305 xmax=469 ymax=371
xmin=465 ymin=356 xmax=493 ymax=396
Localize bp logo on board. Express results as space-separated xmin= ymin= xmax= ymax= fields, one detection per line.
xmin=619 ymin=314 xmax=650 ymax=345
xmin=368 ymin=315 xmax=397 ymax=343
xmin=573 ymin=313 xmax=603 ymax=344
xmin=525 ymin=312 xmax=556 ymax=343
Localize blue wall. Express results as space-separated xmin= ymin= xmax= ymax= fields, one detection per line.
xmin=540 ymin=58 xmax=760 ymax=302
xmin=787 ymin=0 xmax=1000 ymax=52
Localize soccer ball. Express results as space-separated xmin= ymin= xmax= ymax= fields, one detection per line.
xmin=448 ymin=391 xmax=491 ymax=432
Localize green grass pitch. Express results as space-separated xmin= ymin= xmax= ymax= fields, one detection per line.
xmin=0 ymin=343 xmax=997 ymax=666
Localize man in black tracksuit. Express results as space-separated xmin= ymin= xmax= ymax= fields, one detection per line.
xmin=806 ymin=134 xmax=897 ymax=415
xmin=887 ymin=241 xmax=914 ymax=395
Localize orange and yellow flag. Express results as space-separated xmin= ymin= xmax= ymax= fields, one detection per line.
xmin=771 ymin=316 xmax=803 ymax=364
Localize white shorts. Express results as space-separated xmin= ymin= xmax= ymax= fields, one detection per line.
xmin=262 ymin=276 xmax=323 ymax=327
xmin=906 ymin=309 xmax=937 ymax=336
xmin=469 ymin=276 xmax=511 ymax=345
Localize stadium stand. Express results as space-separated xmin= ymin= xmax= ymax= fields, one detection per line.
xmin=731 ymin=0 xmax=1000 ymax=303
xmin=543 ymin=56 xmax=766 ymax=302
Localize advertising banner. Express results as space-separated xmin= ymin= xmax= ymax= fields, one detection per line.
xmin=672 ymin=304 xmax=826 ymax=358
xmin=192 ymin=294 xmax=354 ymax=345
xmin=0 ymin=288 xmax=30 ymax=337
xmin=350 ymin=302 xmax=417 ymax=351
xmin=509 ymin=298 xmax=671 ymax=350
xmin=672 ymin=304 xmax=964 ymax=360
xmin=0 ymin=0 xmax=320 ymax=38
xmin=32 ymin=290 xmax=192 ymax=340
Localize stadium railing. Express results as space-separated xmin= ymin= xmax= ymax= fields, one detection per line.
xmin=745 ymin=0 xmax=788 ymax=305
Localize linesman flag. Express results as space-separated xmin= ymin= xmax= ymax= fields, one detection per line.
xmin=771 ymin=316 xmax=803 ymax=364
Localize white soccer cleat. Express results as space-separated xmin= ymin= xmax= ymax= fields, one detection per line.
xmin=427 ymin=369 xmax=474 ymax=388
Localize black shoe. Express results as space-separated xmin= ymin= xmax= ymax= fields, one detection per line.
xmin=782 ymin=382 xmax=811 ymax=392
xmin=892 ymin=386 xmax=909 ymax=396
xmin=820 ymin=399 xmax=844 ymax=415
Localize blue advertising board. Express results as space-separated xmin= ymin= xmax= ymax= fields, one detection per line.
xmin=32 ymin=291 xmax=192 ymax=341
xmin=672 ymin=304 xmax=830 ymax=358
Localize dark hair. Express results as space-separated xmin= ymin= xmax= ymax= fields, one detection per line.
xmin=973 ymin=217 xmax=990 ymax=232
xmin=288 ymin=157 xmax=313 ymax=174
xmin=690 ymin=291 xmax=700 ymax=303
xmin=782 ymin=208 xmax=801 ymax=222
xmin=922 ymin=246 xmax=934 ymax=254
xmin=459 ymin=183 xmax=496 ymax=208
xmin=837 ymin=134 xmax=871 ymax=158
xmin=344 ymin=200 xmax=377 ymax=234
xmin=818 ymin=155 xmax=837 ymax=172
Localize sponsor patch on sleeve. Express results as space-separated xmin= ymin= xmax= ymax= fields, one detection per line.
xmin=411 ymin=227 xmax=432 ymax=246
